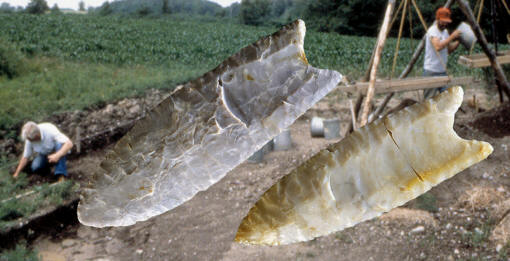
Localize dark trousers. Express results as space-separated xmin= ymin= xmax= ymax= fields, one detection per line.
xmin=422 ymin=70 xmax=448 ymax=100
xmin=31 ymin=143 xmax=68 ymax=176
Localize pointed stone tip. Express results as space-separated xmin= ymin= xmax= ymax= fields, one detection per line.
xmin=431 ymin=86 xmax=463 ymax=114
xmin=480 ymin=141 xmax=494 ymax=158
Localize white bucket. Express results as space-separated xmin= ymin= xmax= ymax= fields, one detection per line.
xmin=323 ymin=118 xmax=341 ymax=140
xmin=261 ymin=140 xmax=274 ymax=154
xmin=247 ymin=148 xmax=264 ymax=163
xmin=457 ymin=22 xmax=477 ymax=50
xmin=310 ymin=117 xmax=324 ymax=137
xmin=274 ymin=129 xmax=292 ymax=151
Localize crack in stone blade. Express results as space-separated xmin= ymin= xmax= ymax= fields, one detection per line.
xmin=384 ymin=123 xmax=424 ymax=182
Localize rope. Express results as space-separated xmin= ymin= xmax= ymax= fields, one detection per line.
xmin=501 ymin=0 xmax=510 ymax=15
xmin=390 ymin=0 xmax=406 ymax=30
xmin=473 ymin=0 xmax=481 ymax=19
xmin=411 ymin=0 xmax=428 ymax=32
xmin=470 ymin=0 xmax=485 ymax=55
xmin=408 ymin=1 xmax=415 ymax=76
xmin=391 ymin=0 xmax=408 ymax=78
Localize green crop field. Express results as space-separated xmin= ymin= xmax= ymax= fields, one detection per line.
xmin=0 ymin=13 xmax=506 ymax=132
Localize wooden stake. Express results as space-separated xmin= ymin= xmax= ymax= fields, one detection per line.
xmin=474 ymin=94 xmax=478 ymax=112
xmin=456 ymin=0 xmax=510 ymax=99
xmin=76 ymin=126 xmax=81 ymax=154
xmin=349 ymin=99 xmax=357 ymax=131
xmin=359 ymin=0 xmax=396 ymax=127
xmin=346 ymin=91 xmax=363 ymax=134
xmin=372 ymin=92 xmax=395 ymax=121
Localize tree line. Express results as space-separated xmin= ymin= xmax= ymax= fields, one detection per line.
xmin=1 ymin=0 xmax=507 ymax=42
xmin=0 ymin=0 xmax=223 ymax=16
xmin=238 ymin=0 xmax=509 ymax=40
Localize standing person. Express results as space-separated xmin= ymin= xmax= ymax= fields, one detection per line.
xmin=423 ymin=7 xmax=461 ymax=99
xmin=12 ymin=122 xmax=73 ymax=181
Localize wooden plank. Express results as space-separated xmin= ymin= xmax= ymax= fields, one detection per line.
xmin=458 ymin=51 xmax=510 ymax=68
xmin=342 ymin=76 xmax=474 ymax=94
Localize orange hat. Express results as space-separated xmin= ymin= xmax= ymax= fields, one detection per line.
xmin=436 ymin=7 xmax=452 ymax=23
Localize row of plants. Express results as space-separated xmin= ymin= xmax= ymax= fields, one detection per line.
xmin=0 ymin=13 xmax=507 ymax=133
xmin=0 ymin=243 xmax=39 ymax=261
xmin=2 ymin=14 xmax=499 ymax=75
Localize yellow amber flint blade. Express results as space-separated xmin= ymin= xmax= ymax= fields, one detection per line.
xmin=235 ymin=86 xmax=493 ymax=245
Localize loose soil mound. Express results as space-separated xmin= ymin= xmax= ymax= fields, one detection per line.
xmin=472 ymin=102 xmax=510 ymax=138
xmin=379 ymin=208 xmax=438 ymax=227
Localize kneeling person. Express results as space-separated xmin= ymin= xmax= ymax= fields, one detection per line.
xmin=13 ymin=122 xmax=73 ymax=179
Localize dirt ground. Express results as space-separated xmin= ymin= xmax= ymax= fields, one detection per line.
xmin=9 ymin=84 xmax=510 ymax=261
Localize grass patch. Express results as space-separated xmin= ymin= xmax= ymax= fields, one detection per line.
xmin=418 ymin=234 xmax=437 ymax=249
xmin=0 ymin=243 xmax=39 ymax=261
xmin=461 ymin=221 xmax=492 ymax=248
xmin=0 ymin=38 xmax=26 ymax=79
xmin=334 ymin=231 xmax=353 ymax=244
xmin=415 ymin=192 xmax=438 ymax=213
xmin=0 ymin=57 xmax=184 ymax=130
xmin=0 ymin=159 xmax=77 ymax=231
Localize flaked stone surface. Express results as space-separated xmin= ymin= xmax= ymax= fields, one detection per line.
xmin=77 ymin=20 xmax=343 ymax=227
xmin=236 ymin=87 xmax=493 ymax=245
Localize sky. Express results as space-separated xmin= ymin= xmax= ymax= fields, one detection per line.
xmin=2 ymin=0 xmax=240 ymax=9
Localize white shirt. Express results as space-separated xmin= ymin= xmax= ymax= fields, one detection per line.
xmin=23 ymin=123 xmax=70 ymax=158
xmin=424 ymin=23 xmax=449 ymax=73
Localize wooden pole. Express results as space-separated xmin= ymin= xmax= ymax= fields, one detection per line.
xmin=456 ymin=0 xmax=510 ymax=99
xmin=492 ymin=0 xmax=503 ymax=102
xmin=372 ymin=92 xmax=395 ymax=121
xmin=355 ymin=0 xmax=405 ymax=131
xmin=359 ymin=0 xmax=396 ymax=127
xmin=363 ymin=0 xmax=405 ymax=82
xmin=363 ymin=42 xmax=379 ymax=82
